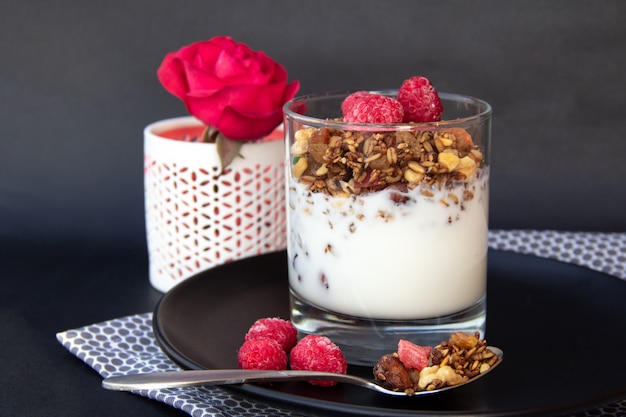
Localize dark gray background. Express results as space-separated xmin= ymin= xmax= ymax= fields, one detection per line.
xmin=1 ymin=3 xmax=625 ymax=416
xmin=2 ymin=0 xmax=625 ymax=248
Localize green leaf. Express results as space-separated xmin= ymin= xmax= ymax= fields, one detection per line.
xmin=216 ymin=133 xmax=244 ymax=174
xmin=202 ymin=125 xmax=220 ymax=143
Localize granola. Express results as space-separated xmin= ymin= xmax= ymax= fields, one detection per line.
xmin=373 ymin=332 xmax=500 ymax=394
xmin=290 ymin=124 xmax=485 ymax=198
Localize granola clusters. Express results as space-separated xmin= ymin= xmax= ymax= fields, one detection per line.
xmin=290 ymin=125 xmax=485 ymax=198
xmin=373 ymin=332 xmax=500 ymax=395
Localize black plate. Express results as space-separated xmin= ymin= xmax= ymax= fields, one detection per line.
xmin=153 ymin=250 xmax=626 ymax=416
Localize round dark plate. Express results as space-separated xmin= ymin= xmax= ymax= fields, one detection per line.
xmin=153 ymin=250 xmax=626 ymax=416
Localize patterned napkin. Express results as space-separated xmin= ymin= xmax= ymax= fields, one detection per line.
xmin=488 ymin=230 xmax=625 ymax=280
xmin=57 ymin=230 xmax=626 ymax=417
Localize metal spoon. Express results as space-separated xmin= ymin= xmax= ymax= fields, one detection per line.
xmin=102 ymin=346 xmax=502 ymax=397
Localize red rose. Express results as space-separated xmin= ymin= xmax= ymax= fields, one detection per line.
xmin=157 ymin=36 xmax=300 ymax=141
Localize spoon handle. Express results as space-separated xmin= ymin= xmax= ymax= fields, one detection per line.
xmin=102 ymin=369 xmax=351 ymax=391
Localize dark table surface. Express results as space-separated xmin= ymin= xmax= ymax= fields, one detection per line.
xmin=4 ymin=236 xmax=626 ymax=417
xmin=1 ymin=242 xmax=183 ymax=417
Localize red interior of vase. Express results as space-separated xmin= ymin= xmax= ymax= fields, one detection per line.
xmin=157 ymin=125 xmax=284 ymax=142
xmin=158 ymin=126 xmax=206 ymax=141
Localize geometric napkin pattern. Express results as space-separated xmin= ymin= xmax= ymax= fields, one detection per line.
xmin=488 ymin=229 xmax=626 ymax=280
xmin=56 ymin=313 xmax=296 ymax=417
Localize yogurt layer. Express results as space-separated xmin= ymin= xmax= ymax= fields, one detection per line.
xmin=288 ymin=172 xmax=489 ymax=320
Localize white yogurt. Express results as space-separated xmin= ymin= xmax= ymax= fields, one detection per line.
xmin=287 ymin=171 xmax=489 ymax=320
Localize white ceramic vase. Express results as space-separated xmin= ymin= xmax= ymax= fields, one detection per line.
xmin=144 ymin=116 xmax=286 ymax=292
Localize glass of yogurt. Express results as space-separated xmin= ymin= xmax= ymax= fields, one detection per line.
xmin=284 ymin=91 xmax=492 ymax=365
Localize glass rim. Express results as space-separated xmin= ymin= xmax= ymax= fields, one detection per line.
xmin=284 ymin=90 xmax=492 ymax=131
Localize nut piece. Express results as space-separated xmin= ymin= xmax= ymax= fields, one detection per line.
xmin=291 ymin=128 xmax=314 ymax=155
xmin=407 ymin=160 xmax=425 ymax=174
xmin=418 ymin=365 xmax=467 ymax=390
xmin=315 ymin=164 xmax=329 ymax=176
xmin=455 ymin=156 xmax=477 ymax=179
xmin=292 ymin=157 xmax=308 ymax=178
xmin=404 ymin=168 xmax=424 ymax=184
xmin=438 ymin=152 xmax=460 ymax=172
xmin=439 ymin=135 xmax=454 ymax=147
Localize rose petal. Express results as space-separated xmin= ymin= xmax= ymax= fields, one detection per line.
xmin=216 ymin=50 xmax=276 ymax=85
xmin=283 ymin=79 xmax=300 ymax=104
xmin=186 ymin=84 xmax=280 ymax=124
xmin=214 ymin=47 xmax=253 ymax=79
xmin=177 ymin=41 xmax=220 ymax=74
xmin=216 ymin=105 xmax=284 ymax=140
xmin=183 ymin=60 xmax=225 ymax=92
xmin=185 ymin=91 xmax=283 ymax=140
xmin=184 ymin=97 xmax=278 ymax=140
xmin=156 ymin=52 xmax=189 ymax=100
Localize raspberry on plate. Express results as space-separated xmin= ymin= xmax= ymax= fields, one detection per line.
xmin=397 ymin=339 xmax=432 ymax=371
xmin=237 ymin=337 xmax=288 ymax=370
xmin=245 ymin=317 xmax=298 ymax=353
xmin=342 ymin=93 xmax=404 ymax=124
xmin=397 ymin=75 xmax=443 ymax=123
xmin=289 ymin=335 xmax=348 ymax=386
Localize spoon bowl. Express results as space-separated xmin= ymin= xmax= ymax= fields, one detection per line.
xmin=102 ymin=346 xmax=502 ymax=397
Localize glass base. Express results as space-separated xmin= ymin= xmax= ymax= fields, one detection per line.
xmin=290 ymin=289 xmax=486 ymax=366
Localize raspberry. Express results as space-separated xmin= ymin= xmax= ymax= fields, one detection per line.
xmin=245 ymin=317 xmax=298 ymax=353
xmin=397 ymin=76 xmax=443 ymax=123
xmin=289 ymin=335 xmax=348 ymax=386
xmin=397 ymin=339 xmax=432 ymax=371
xmin=342 ymin=93 xmax=404 ymax=124
xmin=341 ymin=90 xmax=370 ymax=115
xmin=237 ymin=337 xmax=288 ymax=370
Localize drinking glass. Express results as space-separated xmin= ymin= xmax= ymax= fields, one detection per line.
xmin=284 ymin=91 xmax=492 ymax=365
